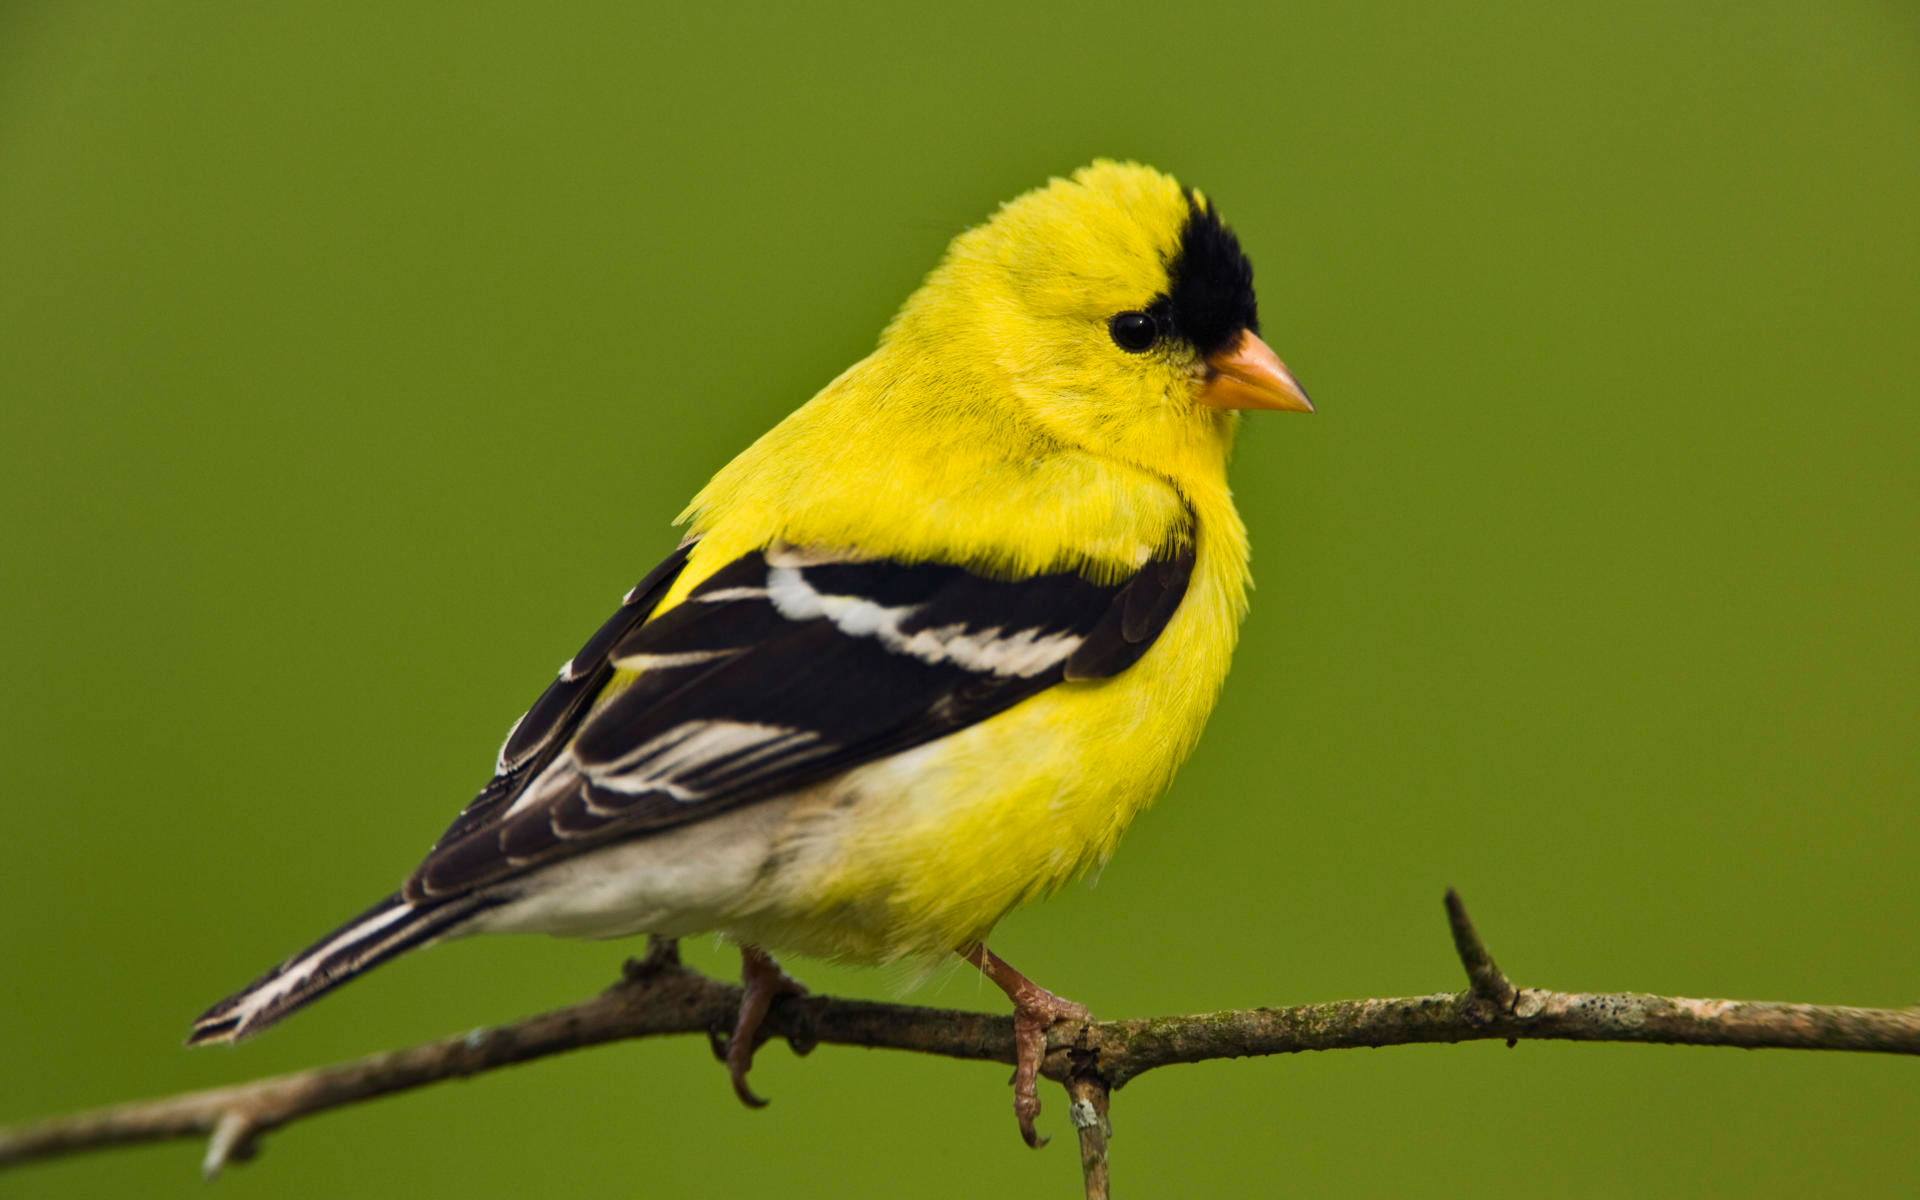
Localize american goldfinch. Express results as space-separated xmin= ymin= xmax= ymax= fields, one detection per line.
xmin=189 ymin=160 xmax=1311 ymax=1145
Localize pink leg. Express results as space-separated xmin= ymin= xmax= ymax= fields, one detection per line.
xmin=724 ymin=945 xmax=807 ymax=1108
xmin=962 ymin=944 xmax=1091 ymax=1148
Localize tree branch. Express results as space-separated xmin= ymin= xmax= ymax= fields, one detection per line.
xmin=4 ymin=895 xmax=1916 ymax=1198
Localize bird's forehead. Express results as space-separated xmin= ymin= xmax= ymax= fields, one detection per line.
xmin=986 ymin=165 xmax=1258 ymax=348
xmin=980 ymin=167 xmax=1190 ymax=306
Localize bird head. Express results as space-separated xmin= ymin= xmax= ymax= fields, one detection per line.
xmin=883 ymin=161 xmax=1311 ymax=474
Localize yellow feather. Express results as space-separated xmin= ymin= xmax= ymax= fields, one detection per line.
xmin=186 ymin=162 xmax=1294 ymax=1072
xmin=624 ymin=162 xmax=1265 ymax=963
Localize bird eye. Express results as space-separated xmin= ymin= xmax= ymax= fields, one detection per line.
xmin=1108 ymin=310 xmax=1158 ymax=353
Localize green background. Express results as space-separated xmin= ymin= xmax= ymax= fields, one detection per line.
xmin=4 ymin=3 xmax=1915 ymax=1196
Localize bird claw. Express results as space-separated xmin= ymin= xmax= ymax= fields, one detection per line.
xmin=727 ymin=1044 xmax=771 ymax=1110
xmin=1010 ymin=991 xmax=1091 ymax=1148
xmin=963 ymin=943 xmax=1091 ymax=1149
xmin=723 ymin=946 xmax=806 ymax=1110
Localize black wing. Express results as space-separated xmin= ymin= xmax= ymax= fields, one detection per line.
xmin=405 ymin=537 xmax=1195 ymax=901
xmin=419 ymin=543 xmax=694 ymax=855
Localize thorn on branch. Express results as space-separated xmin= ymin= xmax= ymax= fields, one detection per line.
xmin=201 ymin=1111 xmax=258 ymax=1181
xmin=1444 ymin=889 xmax=1517 ymax=1019
xmin=619 ymin=935 xmax=684 ymax=986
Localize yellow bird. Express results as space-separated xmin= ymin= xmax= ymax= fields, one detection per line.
xmin=190 ymin=160 xmax=1312 ymax=1145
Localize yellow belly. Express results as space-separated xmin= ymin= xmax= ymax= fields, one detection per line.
xmin=720 ymin=501 xmax=1250 ymax=964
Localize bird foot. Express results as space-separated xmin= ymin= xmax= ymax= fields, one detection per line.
xmin=720 ymin=945 xmax=807 ymax=1108
xmin=963 ymin=944 xmax=1091 ymax=1148
xmin=1008 ymin=989 xmax=1091 ymax=1147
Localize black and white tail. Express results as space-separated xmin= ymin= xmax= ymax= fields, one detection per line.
xmin=187 ymin=893 xmax=499 ymax=1046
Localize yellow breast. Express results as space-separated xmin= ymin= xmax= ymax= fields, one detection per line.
xmin=721 ymin=477 xmax=1250 ymax=964
xmin=628 ymin=350 xmax=1255 ymax=963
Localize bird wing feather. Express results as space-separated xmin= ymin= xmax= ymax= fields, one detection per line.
xmin=404 ymin=535 xmax=1194 ymax=901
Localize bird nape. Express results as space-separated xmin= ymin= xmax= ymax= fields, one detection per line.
xmin=189 ymin=160 xmax=1313 ymax=1148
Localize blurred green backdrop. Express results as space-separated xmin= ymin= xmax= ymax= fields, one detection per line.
xmin=3 ymin=2 xmax=1915 ymax=1196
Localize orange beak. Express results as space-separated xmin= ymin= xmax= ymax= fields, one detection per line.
xmin=1198 ymin=330 xmax=1313 ymax=413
